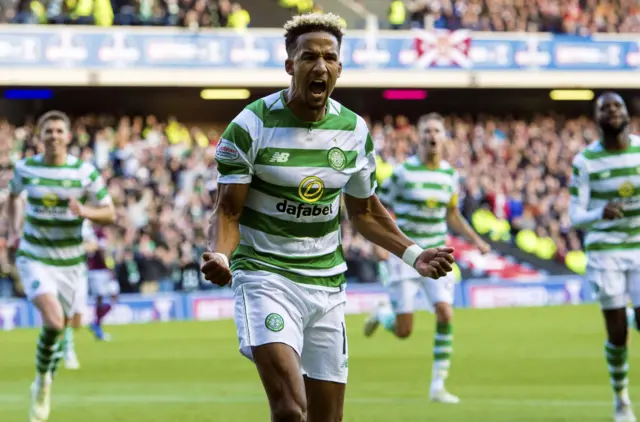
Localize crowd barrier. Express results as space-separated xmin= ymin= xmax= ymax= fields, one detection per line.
xmin=0 ymin=275 xmax=592 ymax=331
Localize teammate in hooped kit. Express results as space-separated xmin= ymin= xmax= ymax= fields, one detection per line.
xmin=83 ymin=219 xmax=119 ymax=341
xmin=569 ymin=92 xmax=640 ymax=422
xmin=200 ymin=13 xmax=455 ymax=422
xmin=12 ymin=190 xmax=85 ymax=372
xmin=363 ymin=113 xmax=490 ymax=404
xmin=7 ymin=110 xmax=115 ymax=422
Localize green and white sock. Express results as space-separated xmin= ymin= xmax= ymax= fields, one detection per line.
xmin=50 ymin=337 xmax=67 ymax=378
xmin=63 ymin=327 xmax=75 ymax=355
xmin=605 ymin=342 xmax=630 ymax=403
xmin=35 ymin=327 xmax=61 ymax=384
xmin=431 ymin=322 xmax=453 ymax=391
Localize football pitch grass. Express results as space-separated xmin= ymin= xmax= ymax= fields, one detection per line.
xmin=1 ymin=304 xmax=639 ymax=421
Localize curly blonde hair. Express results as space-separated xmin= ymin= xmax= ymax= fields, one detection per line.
xmin=284 ymin=13 xmax=345 ymax=57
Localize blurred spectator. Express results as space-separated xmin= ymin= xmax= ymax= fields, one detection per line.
xmin=115 ymin=248 xmax=142 ymax=294
xmin=216 ymin=0 xmax=230 ymax=26
xmin=278 ymin=0 xmax=298 ymax=14
xmin=227 ymin=1 xmax=249 ymax=28
xmin=296 ymin=0 xmax=313 ymax=14
xmin=10 ymin=0 xmax=40 ymax=23
xmin=388 ymin=0 xmax=406 ymax=29
xmin=407 ymin=0 xmax=428 ymax=28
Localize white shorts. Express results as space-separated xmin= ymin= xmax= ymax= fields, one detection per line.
xmin=16 ymin=256 xmax=88 ymax=318
xmin=88 ymin=269 xmax=120 ymax=297
xmin=586 ymin=268 xmax=640 ymax=310
xmin=385 ymin=253 xmax=454 ymax=314
xmin=232 ymin=269 xmax=349 ymax=384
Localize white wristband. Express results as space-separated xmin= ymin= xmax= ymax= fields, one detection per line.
xmin=213 ymin=252 xmax=230 ymax=269
xmin=402 ymin=244 xmax=424 ymax=268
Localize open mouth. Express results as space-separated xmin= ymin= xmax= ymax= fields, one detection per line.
xmin=609 ymin=115 xmax=625 ymax=125
xmin=429 ymin=141 xmax=437 ymax=147
xmin=309 ymin=80 xmax=327 ymax=97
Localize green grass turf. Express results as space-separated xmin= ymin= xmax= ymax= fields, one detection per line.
xmin=1 ymin=304 xmax=638 ymax=421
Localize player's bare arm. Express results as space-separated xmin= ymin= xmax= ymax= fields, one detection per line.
xmin=445 ymin=197 xmax=490 ymax=254
xmin=201 ymin=183 xmax=250 ymax=286
xmin=84 ymin=239 xmax=100 ymax=254
xmin=69 ymin=198 xmax=116 ymax=225
xmin=343 ymin=193 xmax=454 ymax=279
xmin=373 ymin=244 xmax=390 ymax=261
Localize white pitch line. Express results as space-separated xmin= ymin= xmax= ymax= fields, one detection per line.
xmin=0 ymin=394 xmax=627 ymax=408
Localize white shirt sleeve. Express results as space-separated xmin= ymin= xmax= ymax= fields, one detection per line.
xmin=82 ymin=220 xmax=98 ymax=242
xmin=343 ymin=117 xmax=377 ymax=199
xmin=378 ymin=164 xmax=402 ymax=207
xmin=85 ymin=164 xmax=113 ymax=206
xmin=569 ymin=155 xmax=605 ymax=229
xmin=216 ymin=108 xmax=260 ymax=185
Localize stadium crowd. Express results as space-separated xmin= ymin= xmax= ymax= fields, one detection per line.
xmin=389 ymin=0 xmax=640 ymax=34
xmin=3 ymin=0 xmax=328 ymax=27
xmin=4 ymin=0 xmax=640 ymax=33
xmin=1 ymin=110 xmax=634 ymax=297
xmin=5 ymin=0 xmax=253 ymax=28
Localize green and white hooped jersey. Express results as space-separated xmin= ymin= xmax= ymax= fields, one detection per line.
xmin=9 ymin=154 xmax=112 ymax=268
xmin=570 ymin=135 xmax=640 ymax=270
xmin=215 ymin=91 xmax=377 ymax=289
xmin=378 ymin=156 xmax=458 ymax=250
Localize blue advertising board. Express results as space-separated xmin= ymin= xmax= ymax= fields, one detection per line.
xmin=462 ymin=276 xmax=591 ymax=309
xmin=0 ymin=27 xmax=638 ymax=71
xmin=0 ymin=299 xmax=30 ymax=331
xmin=0 ymin=276 xmax=592 ymax=331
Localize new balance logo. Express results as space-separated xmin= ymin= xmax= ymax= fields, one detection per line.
xmin=270 ymin=152 xmax=290 ymax=163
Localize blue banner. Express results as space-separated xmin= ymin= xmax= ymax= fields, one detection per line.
xmin=0 ymin=276 xmax=592 ymax=331
xmin=462 ymin=276 xmax=591 ymax=308
xmin=0 ymin=27 xmax=638 ymax=71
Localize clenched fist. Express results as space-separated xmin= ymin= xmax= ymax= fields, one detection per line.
xmin=603 ymin=202 xmax=624 ymax=220
xmin=200 ymin=252 xmax=232 ymax=287
xmin=68 ymin=198 xmax=86 ymax=218
xmin=414 ymin=247 xmax=455 ymax=279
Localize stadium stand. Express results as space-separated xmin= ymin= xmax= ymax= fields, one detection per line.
xmin=3 ymin=0 xmax=356 ymax=28
xmin=359 ymin=0 xmax=640 ymax=33
xmin=1 ymin=110 xmax=625 ymax=297
xmin=4 ymin=0 xmax=640 ymax=31
xmin=6 ymin=0 xmax=255 ymax=28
